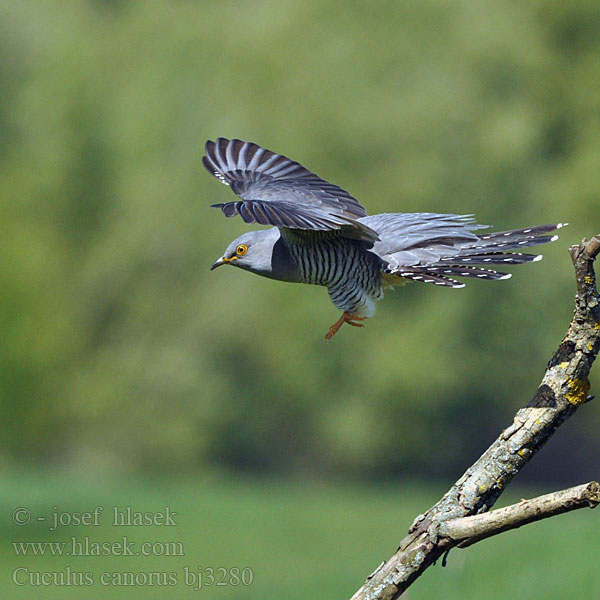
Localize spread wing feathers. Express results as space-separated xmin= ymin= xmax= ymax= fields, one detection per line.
xmin=203 ymin=138 xmax=377 ymax=241
xmin=360 ymin=213 xmax=566 ymax=288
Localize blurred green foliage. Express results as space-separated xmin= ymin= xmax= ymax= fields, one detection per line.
xmin=1 ymin=471 xmax=598 ymax=599
xmin=1 ymin=0 xmax=599 ymax=482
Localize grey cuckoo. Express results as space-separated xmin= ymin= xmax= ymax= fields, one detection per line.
xmin=205 ymin=138 xmax=565 ymax=340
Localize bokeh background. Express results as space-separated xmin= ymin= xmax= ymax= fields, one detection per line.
xmin=2 ymin=1 xmax=599 ymax=598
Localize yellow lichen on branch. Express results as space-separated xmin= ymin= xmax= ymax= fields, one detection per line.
xmin=565 ymin=377 xmax=590 ymax=406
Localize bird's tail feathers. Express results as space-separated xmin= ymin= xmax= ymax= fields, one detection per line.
xmin=439 ymin=252 xmax=542 ymax=265
xmin=387 ymin=222 xmax=566 ymax=288
xmin=392 ymin=266 xmax=509 ymax=288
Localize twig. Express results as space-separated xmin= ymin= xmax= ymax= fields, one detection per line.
xmin=349 ymin=235 xmax=600 ymax=600
xmin=438 ymin=481 xmax=600 ymax=548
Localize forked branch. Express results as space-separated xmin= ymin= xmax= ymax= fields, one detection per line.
xmin=350 ymin=235 xmax=600 ymax=600
xmin=437 ymin=481 xmax=600 ymax=548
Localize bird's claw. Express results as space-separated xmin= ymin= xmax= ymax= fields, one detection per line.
xmin=325 ymin=312 xmax=367 ymax=341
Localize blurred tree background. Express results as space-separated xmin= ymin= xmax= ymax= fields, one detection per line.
xmin=2 ymin=0 xmax=600 ymax=485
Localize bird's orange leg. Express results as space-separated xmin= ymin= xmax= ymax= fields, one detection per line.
xmin=325 ymin=312 xmax=367 ymax=341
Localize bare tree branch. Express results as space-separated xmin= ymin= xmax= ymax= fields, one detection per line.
xmin=437 ymin=481 xmax=600 ymax=548
xmin=350 ymin=235 xmax=600 ymax=600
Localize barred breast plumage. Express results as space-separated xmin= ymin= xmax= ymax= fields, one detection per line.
xmin=284 ymin=232 xmax=384 ymax=317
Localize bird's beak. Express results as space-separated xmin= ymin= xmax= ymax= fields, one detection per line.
xmin=211 ymin=256 xmax=237 ymax=270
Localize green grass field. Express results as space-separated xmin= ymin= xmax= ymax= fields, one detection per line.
xmin=1 ymin=470 xmax=597 ymax=599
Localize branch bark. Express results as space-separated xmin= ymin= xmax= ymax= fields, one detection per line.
xmin=350 ymin=235 xmax=600 ymax=600
xmin=437 ymin=481 xmax=600 ymax=548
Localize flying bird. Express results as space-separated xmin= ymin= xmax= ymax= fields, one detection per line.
xmin=205 ymin=138 xmax=564 ymax=340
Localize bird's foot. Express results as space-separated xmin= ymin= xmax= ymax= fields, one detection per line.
xmin=325 ymin=312 xmax=367 ymax=341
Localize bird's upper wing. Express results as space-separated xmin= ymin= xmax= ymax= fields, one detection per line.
xmin=203 ymin=138 xmax=378 ymax=241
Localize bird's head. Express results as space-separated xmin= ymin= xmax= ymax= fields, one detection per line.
xmin=211 ymin=228 xmax=288 ymax=278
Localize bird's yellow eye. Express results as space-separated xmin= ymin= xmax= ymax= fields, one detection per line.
xmin=236 ymin=244 xmax=248 ymax=256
